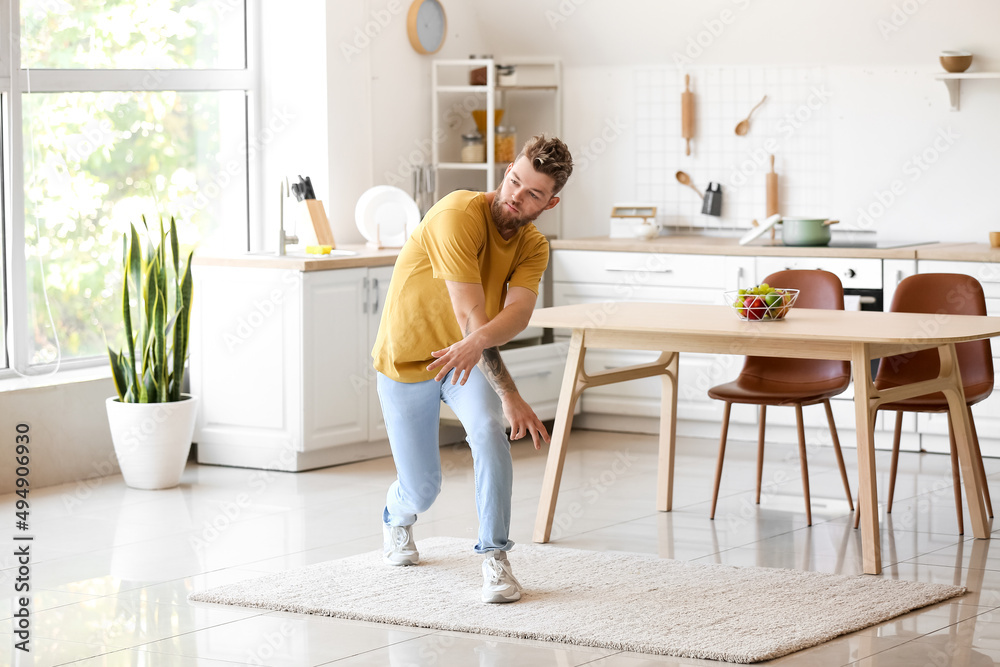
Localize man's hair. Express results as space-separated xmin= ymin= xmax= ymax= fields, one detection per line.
xmin=517 ymin=135 xmax=573 ymax=195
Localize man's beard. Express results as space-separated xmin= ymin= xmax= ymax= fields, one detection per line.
xmin=490 ymin=190 xmax=540 ymax=233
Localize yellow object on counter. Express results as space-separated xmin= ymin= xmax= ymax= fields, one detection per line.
xmin=306 ymin=245 xmax=333 ymax=255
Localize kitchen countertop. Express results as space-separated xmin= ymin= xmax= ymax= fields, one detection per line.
xmin=193 ymin=244 xmax=400 ymax=271
xmin=551 ymin=235 xmax=1000 ymax=262
xmin=194 ymin=238 xmax=1000 ymax=269
xmin=914 ymin=242 xmax=1000 ymax=263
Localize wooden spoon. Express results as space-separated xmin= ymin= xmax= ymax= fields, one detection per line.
xmin=734 ymin=95 xmax=767 ymax=136
xmin=675 ymin=170 xmax=703 ymax=199
xmin=822 ymin=219 xmax=840 ymax=226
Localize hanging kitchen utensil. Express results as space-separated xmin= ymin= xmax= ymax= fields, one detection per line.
xmin=681 ymin=74 xmax=694 ymax=156
xmin=734 ymin=95 xmax=767 ymax=136
xmin=701 ymin=182 xmax=723 ymax=217
xmin=766 ymin=155 xmax=779 ymax=240
xmin=675 ymin=170 xmax=702 ymax=199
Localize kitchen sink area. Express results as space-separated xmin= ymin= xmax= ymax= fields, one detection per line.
xmin=244 ymin=248 xmax=359 ymax=258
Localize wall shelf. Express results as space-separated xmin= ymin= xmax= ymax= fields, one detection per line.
xmin=431 ymin=57 xmax=563 ymax=237
xmin=934 ymin=72 xmax=1000 ymax=111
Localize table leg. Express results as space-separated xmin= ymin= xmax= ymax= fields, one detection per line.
xmin=851 ymin=342 xmax=882 ymax=575
xmin=939 ymin=343 xmax=989 ymax=538
xmin=533 ymin=329 xmax=586 ymax=543
xmin=656 ymin=352 xmax=679 ymax=512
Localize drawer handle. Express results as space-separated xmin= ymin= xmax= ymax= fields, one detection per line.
xmin=604 ymin=267 xmax=673 ymax=273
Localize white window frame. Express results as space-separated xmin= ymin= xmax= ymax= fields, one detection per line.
xmin=1 ymin=0 xmax=262 ymax=378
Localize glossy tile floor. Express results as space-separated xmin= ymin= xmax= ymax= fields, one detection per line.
xmin=3 ymin=429 xmax=1000 ymax=666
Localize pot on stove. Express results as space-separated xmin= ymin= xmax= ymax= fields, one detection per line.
xmin=779 ymin=218 xmax=839 ymax=247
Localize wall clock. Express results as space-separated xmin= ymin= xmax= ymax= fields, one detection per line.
xmin=407 ymin=0 xmax=446 ymax=55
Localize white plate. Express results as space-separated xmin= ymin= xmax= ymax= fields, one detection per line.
xmin=355 ymin=186 xmax=421 ymax=247
xmin=738 ymin=214 xmax=782 ymax=246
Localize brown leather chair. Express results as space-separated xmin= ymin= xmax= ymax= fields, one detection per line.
xmin=708 ymin=270 xmax=854 ymax=526
xmin=860 ymin=273 xmax=994 ymax=534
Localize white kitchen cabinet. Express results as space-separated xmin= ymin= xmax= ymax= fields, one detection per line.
xmin=432 ymin=57 xmax=562 ymax=237
xmin=914 ymin=260 xmax=1000 ymax=456
xmin=191 ymin=264 xmax=392 ymax=471
xmin=550 ymin=250 xmax=757 ymax=429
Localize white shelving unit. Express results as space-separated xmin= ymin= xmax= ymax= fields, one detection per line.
xmin=431 ymin=57 xmax=563 ymax=237
xmin=934 ymin=72 xmax=1000 ymax=111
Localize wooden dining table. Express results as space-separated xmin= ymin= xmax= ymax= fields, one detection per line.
xmin=528 ymin=302 xmax=1000 ymax=575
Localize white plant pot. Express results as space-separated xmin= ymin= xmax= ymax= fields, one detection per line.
xmin=106 ymin=395 xmax=199 ymax=490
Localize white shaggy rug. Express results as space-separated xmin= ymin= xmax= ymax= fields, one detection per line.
xmin=189 ymin=537 xmax=964 ymax=663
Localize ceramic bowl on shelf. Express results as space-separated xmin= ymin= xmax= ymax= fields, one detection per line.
xmin=940 ymin=51 xmax=973 ymax=73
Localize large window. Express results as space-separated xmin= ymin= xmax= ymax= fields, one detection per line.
xmin=4 ymin=0 xmax=255 ymax=373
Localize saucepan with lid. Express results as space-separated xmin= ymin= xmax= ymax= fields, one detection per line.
xmin=779 ymin=218 xmax=839 ymax=246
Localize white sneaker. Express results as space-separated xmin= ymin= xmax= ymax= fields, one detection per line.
xmin=481 ymin=550 xmax=522 ymax=603
xmin=382 ymin=524 xmax=419 ymax=566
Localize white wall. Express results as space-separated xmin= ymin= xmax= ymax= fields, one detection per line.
xmin=323 ymin=0 xmax=488 ymax=245
xmin=0 ymin=375 xmax=119 ymax=495
xmin=332 ymin=0 xmax=1000 ymax=244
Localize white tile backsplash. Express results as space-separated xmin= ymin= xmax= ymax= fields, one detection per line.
xmin=635 ymin=65 xmax=832 ymax=231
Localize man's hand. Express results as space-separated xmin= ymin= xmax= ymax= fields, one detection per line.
xmin=427 ymin=333 xmax=485 ymax=384
xmin=501 ymin=392 xmax=551 ymax=450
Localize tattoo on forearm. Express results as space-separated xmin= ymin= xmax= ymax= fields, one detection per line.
xmin=480 ymin=346 xmax=517 ymax=397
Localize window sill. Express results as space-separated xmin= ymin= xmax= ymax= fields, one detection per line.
xmin=0 ymin=364 xmax=113 ymax=394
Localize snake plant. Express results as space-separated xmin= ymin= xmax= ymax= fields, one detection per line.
xmin=107 ymin=216 xmax=194 ymax=403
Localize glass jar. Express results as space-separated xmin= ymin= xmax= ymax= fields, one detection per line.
xmin=495 ymin=125 xmax=517 ymax=164
xmin=461 ymin=132 xmax=485 ymax=163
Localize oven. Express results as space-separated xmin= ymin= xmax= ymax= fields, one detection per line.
xmin=756 ymin=256 xmax=884 ymax=375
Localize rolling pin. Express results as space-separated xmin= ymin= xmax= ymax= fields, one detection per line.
xmin=681 ymin=74 xmax=694 ymax=156
xmin=766 ymin=154 xmax=779 ymax=239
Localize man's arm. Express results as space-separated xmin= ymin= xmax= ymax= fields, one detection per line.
xmin=427 ymin=282 xmax=550 ymax=449
xmin=427 ymin=282 xmax=534 ymax=384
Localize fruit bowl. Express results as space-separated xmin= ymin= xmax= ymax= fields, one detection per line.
xmin=724 ymin=286 xmax=799 ymax=321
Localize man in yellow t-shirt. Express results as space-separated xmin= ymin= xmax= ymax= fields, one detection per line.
xmin=371 ymin=135 xmax=573 ymax=603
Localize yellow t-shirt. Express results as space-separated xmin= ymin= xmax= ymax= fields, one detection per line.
xmin=372 ymin=190 xmax=549 ymax=383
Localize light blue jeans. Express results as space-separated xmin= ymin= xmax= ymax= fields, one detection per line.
xmin=377 ymin=368 xmax=514 ymax=554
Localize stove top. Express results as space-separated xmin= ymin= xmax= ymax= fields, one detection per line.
xmin=826 ymin=239 xmax=936 ymax=249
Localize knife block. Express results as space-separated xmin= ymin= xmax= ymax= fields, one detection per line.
xmin=301 ymin=200 xmax=336 ymax=247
